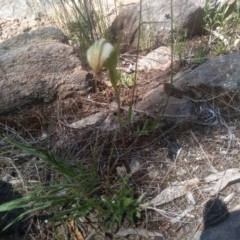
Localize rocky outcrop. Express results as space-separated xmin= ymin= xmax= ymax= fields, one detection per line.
xmin=0 ymin=0 xmax=57 ymax=20
xmin=135 ymin=85 xmax=193 ymax=124
xmin=0 ymin=0 xmax=141 ymax=21
xmin=174 ymin=51 xmax=240 ymax=91
xmin=137 ymin=46 xmax=172 ymax=71
xmin=0 ymin=0 xmax=142 ymax=43
xmin=0 ymin=15 xmax=52 ymax=43
xmin=0 ymin=27 xmax=90 ymax=116
xmin=136 ymin=50 xmax=240 ymax=123
xmin=111 ymin=0 xmax=236 ymax=52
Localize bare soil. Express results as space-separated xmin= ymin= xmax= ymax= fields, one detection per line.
xmin=1 ymin=13 xmax=240 ymax=239
xmin=1 ymin=51 xmax=240 ymax=240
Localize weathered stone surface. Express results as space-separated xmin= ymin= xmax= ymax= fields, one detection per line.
xmin=0 ymin=26 xmax=67 ymax=54
xmin=111 ymin=0 xmax=236 ymax=52
xmin=174 ymin=50 xmax=240 ymax=91
xmin=0 ymin=0 xmax=43 ymax=20
xmin=138 ymin=46 xmax=172 ymax=71
xmin=0 ymin=0 xmax=141 ymax=21
xmin=0 ymin=0 xmax=141 ymax=43
xmin=0 ymin=0 xmax=62 ymax=20
xmin=135 ymin=85 xmax=193 ymax=123
xmin=0 ymin=14 xmax=55 ymax=43
xmin=136 ymin=50 xmax=240 ymax=123
xmin=0 ymin=27 xmax=89 ymax=115
xmin=135 ymin=85 xmax=166 ymax=113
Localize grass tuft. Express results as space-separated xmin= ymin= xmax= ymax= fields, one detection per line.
xmin=0 ymin=136 xmax=146 ymax=234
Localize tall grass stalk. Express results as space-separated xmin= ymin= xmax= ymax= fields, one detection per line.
xmin=128 ymin=0 xmax=142 ymax=124
xmin=160 ymin=0 xmax=174 ymax=118
xmin=41 ymin=0 xmax=112 ymax=63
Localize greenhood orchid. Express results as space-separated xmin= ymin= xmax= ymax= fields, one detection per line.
xmin=87 ymin=37 xmax=131 ymax=173
xmin=87 ymin=38 xmax=114 ymax=91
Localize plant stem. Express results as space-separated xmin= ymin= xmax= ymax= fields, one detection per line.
xmin=160 ymin=0 xmax=173 ymax=119
xmin=129 ymin=0 xmax=142 ymax=123
xmin=94 ymin=73 xmax=98 ymax=92
xmin=116 ymin=91 xmax=131 ymax=173
xmin=109 ymin=69 xmax=130 ymax=173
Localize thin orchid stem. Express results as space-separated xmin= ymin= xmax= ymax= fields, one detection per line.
xmin=94 ymin=73 xmax=98 ymax=93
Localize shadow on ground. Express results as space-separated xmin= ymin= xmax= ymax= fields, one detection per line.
xmin=0 ymin=180 xmax=27 ymax=239
xmin=193 ymin=198 xmax=240 ymax=240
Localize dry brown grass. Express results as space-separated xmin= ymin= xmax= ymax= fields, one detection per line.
xmin=1 ymin=57 xmax=240 ymax=239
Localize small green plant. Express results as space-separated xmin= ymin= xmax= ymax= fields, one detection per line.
xmin=139 ymin=0 xmax=157 ymax=50
xmin=203 ymin=0 xmax=236 ymax=55
xmin=174 ymin=28 xmax=188 ymax=64
xmin=214 ymin=40 xmax=229 ymax=55
xmin=0 ymin=138 xmax=145 ymax=234
xmin=101 ymin=175 xmax=145 ymax=231
xmin=212 ymin=3 xmax=230 ymax=28
xmin=174 ymin=40 xmax=187 ymax=63
xmin=0 ymin=138 xmax=100 ymax=231
xmin=193 ymin=45 xmax=209 ymax=65
xmin=136 ymin=119 xmax=161 ymax=136
xmin=117 ymin=70 xmax=135 ymax=87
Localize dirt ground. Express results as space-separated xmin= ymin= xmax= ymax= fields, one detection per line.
xmin=1 ymin=7 xmax=240 ymax=237
xmin=1 ymin=47 xmax=240 ymax=239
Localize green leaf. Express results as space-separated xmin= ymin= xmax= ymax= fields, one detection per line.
xmin=101 ymin=197 xmax=114 ymax=210
xmin=0 ymin=195 xmax=36 ymax=211
xmin=137 ymin=193 xmax=146 ymax=204
xmin=123 ymin=198 xmax=133 ymax=207
xmin=136 ymin=210 xmax=141 ymax=219
xmin=108 ymin=68 xmax=118 ymax=89
xmin=103 ymin=35 xmax=121 ymax=71
xmin=128 ymin=104 xmax=133 ymax=124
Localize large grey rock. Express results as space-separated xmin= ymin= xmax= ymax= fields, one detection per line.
xmin=135 ymin=85 xmax=194 ymax=123
xmin=0 ymin=0 xmax=43 ymax=20
xmin=0 ymin=27 xmax=89 ymax=115
xmin=0 ymin=0 xmax=61 ymax=20
xmin=111 ymin=0 xmax=236 ymax=52
xmin=135 ymin=50 xmax=240 ymax=123
xmin=137 ymin=46 xmax=172 ymax=71
xmin=174 ymin=51 xmax=240 ymax=92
